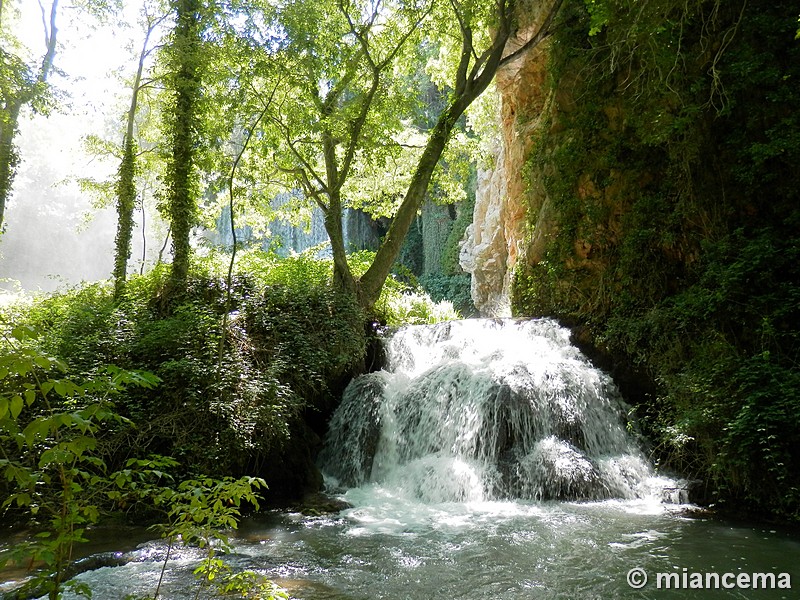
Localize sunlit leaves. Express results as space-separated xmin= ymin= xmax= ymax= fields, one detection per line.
xmin=583 ymin=0 xmax=611 ymax=36
xmin=148 ymin=474 xmax=285 ymax=597
xmin=232 ymin=0 xmax=432 ymax=209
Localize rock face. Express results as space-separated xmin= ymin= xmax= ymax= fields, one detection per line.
xmin=459 ymin=6 xmax=554 ymax=316
xmin=459 ymin=146 xmax=513 ymax=316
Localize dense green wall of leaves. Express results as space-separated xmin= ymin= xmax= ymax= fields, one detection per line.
xmin=512 ymin=0 xmax=800 ymax=520
xmin=2 ymin=256 xmax=367 ymax=501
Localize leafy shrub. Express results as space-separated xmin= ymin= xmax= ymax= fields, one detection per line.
xmin=0 ymin=323 xmax=161 ymax=597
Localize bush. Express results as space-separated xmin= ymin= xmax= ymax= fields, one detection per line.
xmin=0 ymin=253 xmax=366 ymax=489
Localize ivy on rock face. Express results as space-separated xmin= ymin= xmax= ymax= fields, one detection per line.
xmin=512 ymin=0 xmax=800 ymax=520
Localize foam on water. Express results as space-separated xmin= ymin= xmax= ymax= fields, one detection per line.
xmin=320 ymin=318 xmax=672 ymax=510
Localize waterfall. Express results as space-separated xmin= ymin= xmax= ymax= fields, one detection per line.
xmin=320 ymin=318 xmax=669 ymax=503
xmin=208 ymin=194 xmax=379 ymax=256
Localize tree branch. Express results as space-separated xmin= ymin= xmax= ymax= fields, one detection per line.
xmin=499 ymin=0 xmax=564 ymax=67
xmin=38 ymin=0 xmax=59 ymax=82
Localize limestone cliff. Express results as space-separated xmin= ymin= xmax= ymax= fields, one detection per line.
xmin=459 ymin=5 xmax=553 ymax=316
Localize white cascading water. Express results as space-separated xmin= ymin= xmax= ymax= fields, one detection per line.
xmin=319 ymin=318 xmax=670 ymax=504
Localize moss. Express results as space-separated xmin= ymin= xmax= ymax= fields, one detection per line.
xmin=513 ymin=0 xmax=800 ymax=520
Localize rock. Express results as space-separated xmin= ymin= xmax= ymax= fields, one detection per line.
xmin=291 ymin=492 xmax=352 ymax=516
xmin=459 ymin=3 xmax=554 ymax=316
xmin=459 ymin=147 xmax=513 ymax=317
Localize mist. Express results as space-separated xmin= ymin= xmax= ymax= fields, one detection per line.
xmin=0 ymin=2 xmax=169 ymax=295
xmin=0 ymin=110 xmax=168 ymax=294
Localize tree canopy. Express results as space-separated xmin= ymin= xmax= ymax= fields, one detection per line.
xmin=188 ymin=0 xmax=563 ymax=308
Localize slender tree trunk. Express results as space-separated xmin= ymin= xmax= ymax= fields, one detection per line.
xmin=321 ymin=117 xmax=358 ymax=297
xmin=0 ymin=100 xmax=22 ymax=231
xmin=113 ymin=15 xmax=161 ymax=298
xmin=326 ymin=192 xmax=357 ymax=297
xmin=114 ymin=136 xmax=137 ymax=298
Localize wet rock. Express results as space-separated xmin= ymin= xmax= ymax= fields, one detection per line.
xmin=291 ymin=492 xmax=352 ymax=516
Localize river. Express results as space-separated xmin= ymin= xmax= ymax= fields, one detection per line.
xmin=1 ymin=319 xmax=797 ymax=599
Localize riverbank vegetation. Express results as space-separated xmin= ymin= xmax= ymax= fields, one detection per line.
xmin=0 ymin=250 xmax=457 ymax=597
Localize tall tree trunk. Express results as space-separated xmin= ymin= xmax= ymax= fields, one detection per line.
xmin=326 ymin=192 xmax=357 ymax=297
xmin=321 ymin=118 xmax=358 ymax=297
xmin=113 ymin=14 xmax=162 ymax=298
xmin=357 ymin=102 xmax=463 ymax=308
xmin=357 ymin=92 xmax=495 ymax=309
xmin=114 ymin=136 xmax=137 ymax=298
xmin=165 ymin=0 xmax=203 ymax=296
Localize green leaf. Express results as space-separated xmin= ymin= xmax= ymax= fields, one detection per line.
xmin=0 ymin=397 xmax=7 ymax=420
xmin=33 ymin=355 xmax=51 ymax=370
xmin=39 ymin=447 xmax=73 ymax=467
xmin=23 ymin=418 xmax=51 ymax=446
xmin=9 ymin=396 xmax=23 ymax=420
xmin=11 ymin=325 xmax=36 ymax=341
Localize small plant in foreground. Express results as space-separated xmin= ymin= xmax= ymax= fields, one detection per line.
xmin=0 ymin=323 xmax=160 ymax=599
xmin=149 ymin=475 xmax=288 ymax=600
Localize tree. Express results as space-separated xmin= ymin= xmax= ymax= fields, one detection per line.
xmin=162 ymin=0 xmax=206 ymax=296
xmin=113 ymin=3 xmax=168 ymax=299
xmin=240 ymin=0 xmax=563 ymax=309
xmin=0 ymin=0 xmax=59 ymax=231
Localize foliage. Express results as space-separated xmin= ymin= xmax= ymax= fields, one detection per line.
xmin=0 ymin=324 xmax=289 ymax=598
xmin=0 ymin=253 xmax=372 ymax=496
xmin=377 ymin=289 xmax=459 ymax=326
xmin=0 ymin=323 xmax=160 ymax=599
xmin=601 ymin=230 xmax=800 ymax=516
xmin=146 ymin=475 xmax=288 ymax=600
xmin=512 ymin=0 xmax=800 ymax=520
xmin=0 ymin=0 xmax=58 ymax=231
xmin=394 ymin=183 xmax=476 ymax=315
xmin=420 ymin=183 xmax=477 ymax=315
xmin=419 ymin=274 xmax=473 ymax=316
xmin=346 ymin=249 xmax=460 ymax=325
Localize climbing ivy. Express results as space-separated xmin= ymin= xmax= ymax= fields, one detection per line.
xmin=513 ymin=0 xmax=800 ymax=520
xmin=161 ymin=0 xmax=208 ymax=297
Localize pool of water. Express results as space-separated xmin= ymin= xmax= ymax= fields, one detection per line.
xmin=5 ymin=492 xmax=796 ymax=600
